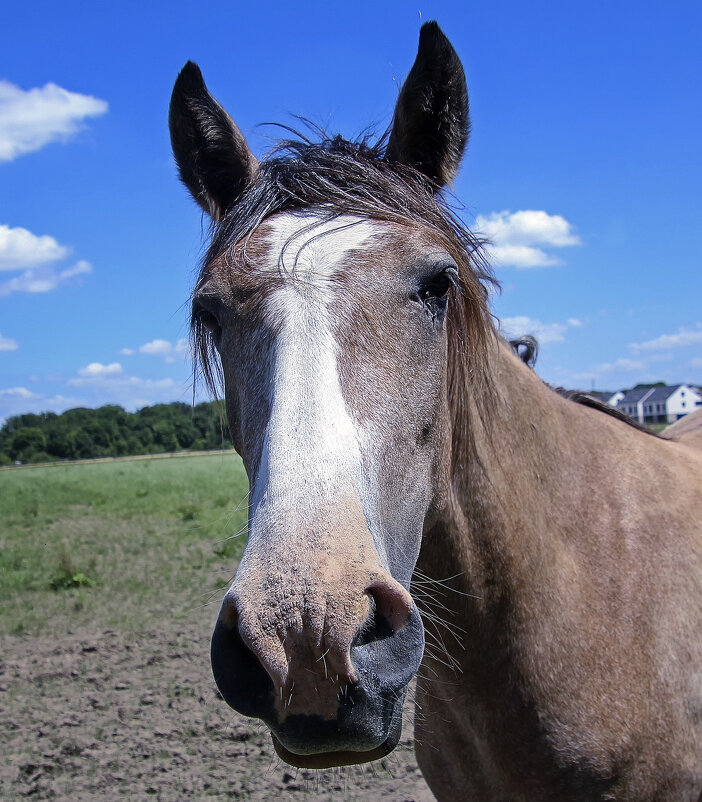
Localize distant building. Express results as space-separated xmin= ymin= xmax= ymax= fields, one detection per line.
xmin=616 ymin=384 xmax=702 ymax=425
xmin=589 ymin=390 xmax=624 ymax=407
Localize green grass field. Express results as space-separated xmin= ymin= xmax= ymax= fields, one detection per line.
xmin=0 ymin=452 xmax=249 ymax=636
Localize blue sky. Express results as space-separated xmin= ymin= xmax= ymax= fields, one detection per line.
xmin=1 ymin=0 xmax=701 ymax=421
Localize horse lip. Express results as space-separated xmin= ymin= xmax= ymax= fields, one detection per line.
xmin=270 ymin=695 xmax=404 ymax=768
xmin=271 ymin=733 xmax=397 ymax=769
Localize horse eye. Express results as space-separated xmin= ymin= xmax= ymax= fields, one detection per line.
xmin=196 ymin=309 xmax=221 ymax=337
xmin=420 ymin=268 xmax=457 ymax=302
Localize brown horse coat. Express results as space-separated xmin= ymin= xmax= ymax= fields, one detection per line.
xmin=416 ymin=343 xmax=702 ymax=800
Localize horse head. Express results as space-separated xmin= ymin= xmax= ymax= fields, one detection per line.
xmin=169 ymin=22 xmax=491 ymax=769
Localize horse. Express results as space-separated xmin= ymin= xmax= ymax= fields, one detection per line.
xmin=169 ymin=22 xmax=702 ymax=801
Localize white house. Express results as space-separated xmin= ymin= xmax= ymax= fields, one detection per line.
xmin=616 ymin=384 xmax=702 ymax=425
xmin=662 ymin=385 xmax=702 ymax=421
xmin=594 ymin=390 xmax=624 ymax=407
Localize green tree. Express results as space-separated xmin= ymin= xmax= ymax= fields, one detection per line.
xmin=0 ymin=400 xmax=234 ymax=461
xmin=10 ymin=427 xmax=47 ymax=461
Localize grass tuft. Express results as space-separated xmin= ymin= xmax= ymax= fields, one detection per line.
xmin=177 ymin=502 xmax=198 ymax=521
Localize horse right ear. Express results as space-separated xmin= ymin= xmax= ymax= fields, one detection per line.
xmin=169 ymin=62 xmax=258 ymax=221
xmin=386 ymin=22 xmax=469 ymax=189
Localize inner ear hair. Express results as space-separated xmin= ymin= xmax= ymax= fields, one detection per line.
xmin=386 ymin=21 xmax=469 ymax=189
xmin=169 ymin=61 xmax=258 ymax=220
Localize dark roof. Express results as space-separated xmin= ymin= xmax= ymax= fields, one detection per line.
xmin=619 ymin=387 xmax=657 ymax=404
xmin=645 ymin=385 xmax=683 ymax=403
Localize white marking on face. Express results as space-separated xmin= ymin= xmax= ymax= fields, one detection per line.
xmin=260 ymin=212 xmax=375 ymax=291
xmin=249 ymin=212 xmax=380 ymax=541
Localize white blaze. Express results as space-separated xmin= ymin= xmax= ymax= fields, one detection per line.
xmin=250 ymin=213 xmax=377 ymax=523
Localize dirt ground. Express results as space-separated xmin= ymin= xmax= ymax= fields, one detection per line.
xmin=0 ymin=617 xmax=435 ymax=801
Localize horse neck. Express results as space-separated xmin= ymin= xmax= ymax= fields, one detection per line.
xmin=423 ymin=338 xmax=611 ymax=609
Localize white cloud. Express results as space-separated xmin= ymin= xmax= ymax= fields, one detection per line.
xmin=0 ymin=387 xmax=80 ymax=423
xmin=76 ymin=362 xmax=123 ymax=378
xmin=630 ymin=324 xmax=702 ymax=352
xmin=489 ymin=244 xmax=562 ymax=268
xmin=139 ymin=339 xmax=173 ymax=357
xmin=69 ymin=363 xmax=177 ymax=394
xmin=0 ymin=224 xmax=69 ymax=271
xmin=1 ymin=348 xmax=195 ymax=420
xmin=67 ymin=370 xmax=181 ymax=407
xmin=0 ymin=223 xmax=92 ymax=296
xmin=501 ymin=315 xmax=581 ymax=345
xmin=0 ymin=80 xmax=108 ymax=162
xmin=595 ymin=358 xmax=647 ymax=374
xmin=0 ymin=259 xmax=92 ymax=297
xmin=0 ymin=386 xmax=37 ymax=400
xmin=120 ymin=348 xmax=135 ymax=356
xmin=58 ymin=260 xmax=92 ymax=280
xmin=479 ymin=209 xmax=581 ymax=247
xmin=134 ymin=338 xmax=189 ymax=363
xmin=571 ymin=357 xmax=648 ymax=384
xmin=476 ymin=210 xmax=581 ymax=268
xmin=0 ymin=369 xmax=188 ymax=422
xmin=0 ymin=332 xmax=18 ymax=351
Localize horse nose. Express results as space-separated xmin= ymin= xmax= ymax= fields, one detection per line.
xmin=212 ymin=573 xmax=414 ymax=718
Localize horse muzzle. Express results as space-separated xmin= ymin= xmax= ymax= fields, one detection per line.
xmin=210 ymin=590 xmax=425 ymax=766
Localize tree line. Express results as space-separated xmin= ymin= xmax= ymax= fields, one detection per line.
xmin=0 ymin=402 xmax=234 ymax=465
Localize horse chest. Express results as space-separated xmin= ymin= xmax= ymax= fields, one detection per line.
xmin=416 ymin=661 xmax=702 ymax=801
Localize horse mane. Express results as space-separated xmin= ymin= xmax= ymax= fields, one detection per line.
xmin=191 ymin=129 xmax=499 ymax=468
xmin=508 ymin=335 xmax=539 ymax=368
xmin=554 ymin=388 xmax=661 ymax=435
xmin=507 ymin=336 xmax=659 ymax=436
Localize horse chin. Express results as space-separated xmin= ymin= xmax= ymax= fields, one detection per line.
xmin=271 ymin=727 xmax=400 ymax=769
xmin=268 ymin=690 xmax=405 ymax=769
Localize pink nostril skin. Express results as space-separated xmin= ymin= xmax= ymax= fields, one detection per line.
xmin=366 ymin=577 xmax=414 ymax=634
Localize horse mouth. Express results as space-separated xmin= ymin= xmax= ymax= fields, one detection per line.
xmin=268 ymin=676 xmax=407 ymax=769
xmin=271 ymin=734 xmax=397 ymax=769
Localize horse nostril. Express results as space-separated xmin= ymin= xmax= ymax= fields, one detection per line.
xmin=369 ymin=579 xmax=414 ymax=631
xmin=353 ymin=580 xmax=414 ymax=648
xmin=352 ymin=594 xmax=394 ymax=648
xmin=218 ymin=592 xmax=239 ymax=630
xmin=211 ymin=598 xmax=277 ymax=720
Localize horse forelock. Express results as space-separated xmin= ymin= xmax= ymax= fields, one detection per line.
xmin=190 ymin=132 xmax=499 ymax=467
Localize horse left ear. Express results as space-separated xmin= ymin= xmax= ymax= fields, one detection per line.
xmin=386 ymin=22 xmax=469 ymax=188
xmin=169 ymin=61 xmax=258 ymax=221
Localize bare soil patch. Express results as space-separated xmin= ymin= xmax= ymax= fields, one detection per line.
xmin=0 ymin=616 xmax=435 ymax=801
